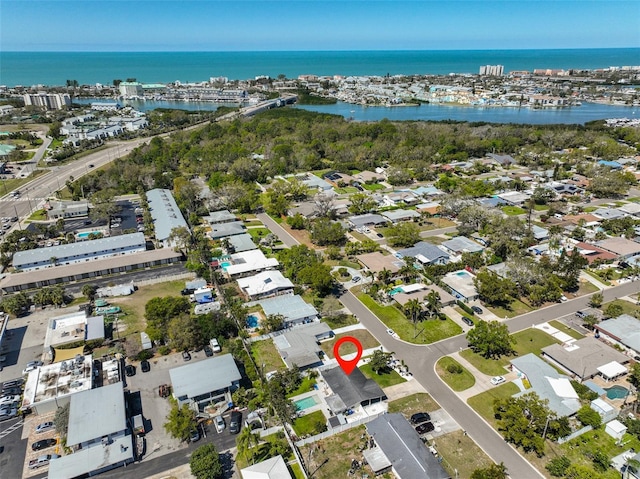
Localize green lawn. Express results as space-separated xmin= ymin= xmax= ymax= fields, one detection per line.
xmin=251 ymin=339 xmax=284 ymax=373
xmin=28 ymin=209 xmax=47 ymax=221
xmin=321 ymin=329 xmax=380 ymax=358
xmin=356 ymin=293 xmax=462 ymax=344
xmin=334 ymin=186 xmax=359 ymax=194
xmin=248 ymin=227 xmax=270 ymax=240
xmin=287 ymin=377 xmax=317 ymax=398
xmin=292 ymin=410 xmax=327 ymax=436
xmin=486 ymin=298 xmax=534 ymax=318
xmin=574 ymin=280 xmax=600 ymax=296
xmin=460 ymin=328 xmax=561 ymax=376
xmin=435 ymin=356 xmax=475 ymax=391
xmin=583 ymin=206 xmax=598 ymax=213
xmin=533 ymin=204 xmax=549 ymax=211
xmin=359 ymin=363 xmax=406 ymax=388
xmin=548 ymin=320 xmax=584 ymax=340
xmin=388 ymin=392 xmax=440 ymax=415
xmin=501 ymin=205 xmax=526 ymax=216
xmin=362 ymin=183 xmax=385 ymax=191
xmin=321 ymin=313 xmax=358 ymax=329
xmin=235 ymin=431 xmax=294 ymax=470
xmin=602 ymin=298 xmax=640 ymax=316
xmin=467 ymin=382 xmax=520 ymax=427
xmin=289 ymin=463 xmax=305 ymax=479
xmin=585 ymin=269 xmax=612 ymax=286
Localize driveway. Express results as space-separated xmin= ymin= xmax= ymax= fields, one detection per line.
xmin=255 ymin=213 xmax=299 ymax=247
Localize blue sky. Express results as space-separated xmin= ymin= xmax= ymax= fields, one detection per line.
xmin=2 ymin=0 xmax=639 ymax=51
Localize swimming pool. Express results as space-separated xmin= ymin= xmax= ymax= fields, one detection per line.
xmin=246 ymin=314 xmax=259 ymax=328
xmin=77 ymin=231 xmax=101 ymax=239
xmin=456 ymin=271 xmax=470 ymax=277
xmin=294 ymin=395 xmax=319 ymax=411
xmin=605 ymin=385 xmax=629 ymax=400
xmin=220 ymin=261 xmax=231 ymax=270
xmin=389 ymin=287 xmax=404 ymax=295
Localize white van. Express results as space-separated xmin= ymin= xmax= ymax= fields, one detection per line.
xmin=209 ymin=338 xmax=221 ymax=353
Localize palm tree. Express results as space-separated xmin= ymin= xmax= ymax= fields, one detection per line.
xmin=236 ymin=426 xmax=261 ymax=465
xmin=404 ymin=299 xmax=423 ymax=325
xmin=425 ymin=290 xmax=442 ymax=319
xmin=624 ymin=456 xmax=640 ymax=479
xmin=377 ymin=268 xmax=393 ymax=286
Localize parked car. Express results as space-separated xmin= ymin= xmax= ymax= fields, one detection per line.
xmin=215 ymin=415 xmax=225 ymax=433
xmin=1 ymin=387 xmax=21 ymax=396
xmin=1 ymin=378 xmax=23 ymax=389
xmin=352 ymin=276 xmax=361 ymax=283
xmin=462 ymin=316 xmax=474 ymax=327
xmin=181 ymin=288 xmax=195 ymax=296
xmin=490 ymin=376 xmax=506 ymax=385
xmin=29 ymin=454 xmax=59 ymax=469
xmin=182 ymin=351 xmax=191 ymax=362
xmin=0 ymin=407 xmax=17 ymax=421
xmin=35 ymin=421 xmax=55 ymax=434
xmin=32 ymin=438 xmax=57 ymax=451
xmin=410 ymin=412 xmax=431 ymax=425
xmin=0 ymin=395 xmax=20 ymax=406
xmin=229 ymin=411 xmax=242 ymax=434
xmin=140 ymin=361 xmax=150 ymax=373
xmin=386 ymin=328 xmax=396 ymax=336
xmin=415 ymin=422 xmax=435 ymax=435
xmin=125 ymin=365 xmax=136 ymax=377
xmin=471 ymin=305 xmax=483 ymax=314
xmin=203 ymin=345 xmax=214 ymax=357
xmin=209 ymin=338 xmax=221 ymax=353
xmin=189 ymin=428 xmax=200 ymax=442
xmin=23 ymin=361 xmax=43 ymax=375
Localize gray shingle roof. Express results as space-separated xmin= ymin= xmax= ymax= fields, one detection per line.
xmin=322 ymin=366 xmax=385 ymax=411
xmin=397 ymin=242 xmax=450 ymax=263
xmin=441 ymin=236 xmax=483 ymax=254
xmin=596 ymin=314 xmax=640 ymax=352
xmin=366 ymin=414 xmax=450 ymax=479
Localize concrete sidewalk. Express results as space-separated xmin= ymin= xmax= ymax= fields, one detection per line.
xmin=449 ymin=350 xmax=513 ymax=401
xmin=144 ymin=464 xmax=194 ymax=479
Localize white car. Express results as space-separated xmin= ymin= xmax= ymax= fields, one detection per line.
xmin=490 ymin=376 xmax=506 ymax=386
xmin=215 ymin=415 xmax=225 ymax=433
xmin=0 ymin=395 xmax=19 ymax=405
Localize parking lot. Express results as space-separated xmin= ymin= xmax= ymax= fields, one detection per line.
xmin=125 ymin=351 xmax=241 ymax=464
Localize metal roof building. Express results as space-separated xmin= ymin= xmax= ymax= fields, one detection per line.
xmin=147 ymin=188 xmax=189 ymax=247
xmin=366 ymin=414 xmax=450 ymax=479
xmin=595 ymin=314 xmax=640 ymax=355
xmin=169 ymin=354 xmax=241 ymax=406
xmin=272 ymin=322 xmax=332 ymax=369
xmin=12 ymin=233 xmax=146 ymax=271
xmin=241 ymin=455 xmax=292 ymax=479
xmin=441 ymin=236 xmax=484 ymax=255
xmin=257 ymin=294 xmax=318 ymax=327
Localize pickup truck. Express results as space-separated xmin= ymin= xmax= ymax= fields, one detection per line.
xmin=29 ymin=454 xmax=59 ymax=469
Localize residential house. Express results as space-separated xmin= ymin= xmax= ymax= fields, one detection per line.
xmin=385 ymin=191 xmax=421 ymax=206
xmin=531 ymin=225 xmax=549 ymax=241
xmin=487 ymin=153 xmax=515 ymax=166
xmin=46 ymin=200 xmax=89 ymax=220
xmin=272 ymin=322 xmax=332 ymax=369
xmin=226 ymin=233 xmax=257 ymax=253
xmin=415 ymin=202 xmax=441 ymax=216
xmin=595 ymin=315 xmax=640 ymax=357
xmin=322 ymin=366 xmax=386 ymax=414
xmin=441 ymin=236 xmax=484 ymax=256
xmin=221 ymin=250 xmax=279 ymax=278
xmin=441 ymin=270 xmax=478 ymax=302
xmin=391 ymin=283 xmax=455 ymax=308
xmin=169 ymin=354 xmax=241 ymax=410
xmin=573 ymin=242 xmax=617 ymax=264
xmin=381 ymin=209 xmax=420 ymax=223
xmin=47 ymin=382 xmax=134 ymax=479
xmin=348 ymin=214 xmax=388 ymax=229
xmin=497 ymin=191 xmax=531 ymax=206
xmin=541 ymin=337 xmax=629 ymax=381
xmin=595 ymin=238 xmax=640 ymax=260
xmin=356 ymin=252 xmax=404 ymax=277
xmin=241 ymin=455 xmax=292 ymax=479
xmin=365 ymin=414 xmax=450 ymax=479
xmin=396 ymin=242 xmax=450 ymax=266
xmin=257 ymin=294 xmax=319 ymax=327
xmin=204 ymin=210 xmax=237 ymax=224
xmin=237 ymin=271 xmax=294 ymax=301
xmin=209 ymin=221 xmax=246 ymax=240
xmin=593 ymin=208 xmax=626 ymax=221
xmin=510 ymin=354 xmax=581 ymax=417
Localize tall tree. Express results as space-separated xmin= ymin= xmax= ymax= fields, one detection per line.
xmin=164 ymin=400 xmax=197 ymax=442
xmin=466 ymin=320 xmax=516 ymax=359
xmin=471 ymin=463 xmax=508 ymax=479
xmin=190 ymin=443 xmax=224 ymax=479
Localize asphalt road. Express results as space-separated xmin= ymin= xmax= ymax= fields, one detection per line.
xmin=256 ymin=213 xmax=299 ymax=247
xmin=0 ymin=416 xmax=27 ymax=479
xmin=339 ymin=281 xmax=640 ymax=479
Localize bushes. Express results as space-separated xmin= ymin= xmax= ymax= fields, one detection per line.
xmin=158 ymin=345 xmax=171 ymax=355
xmin=457 ymin=300 xmax=475 ymax=316
xmin=447 ymin=363 xmax=463 ymax=374
xmin=136 ymin=350 xmax=154 ymax=361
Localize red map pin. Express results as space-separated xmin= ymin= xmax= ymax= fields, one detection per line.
xmin=333 ymin=336 xmax=363 ymax=375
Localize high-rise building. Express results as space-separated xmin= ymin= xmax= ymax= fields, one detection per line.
xmin=118 ymin=81 xmax=143 ymax=97
xmin=22 ymin=92 xmax=71 ymax=110
xmin=479 ymin=65 xmax=504 ymax=76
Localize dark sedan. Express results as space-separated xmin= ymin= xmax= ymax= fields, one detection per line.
xmin=125 ymin=365 xmax=136 ymax=377
xmin=203 ymin=346 xmax=214 ymax=357
xmin=410 ymin=412 xmax=431 ymax=425
xmin=415 ymin=422 xmax=435 ymax=435
xmin=140 ymin=361 xmax=150 ymax=373
xmin=32 ymin=438 xmax=57 ymax=451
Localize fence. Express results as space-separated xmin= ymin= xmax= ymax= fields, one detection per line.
xmin=294 ymin=411 xmax=385 ymax=447
xmin=557 ymin=425 xmax=592 ymax=444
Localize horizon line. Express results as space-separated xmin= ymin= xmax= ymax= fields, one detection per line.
xmin=3 ymin=46 xmax=640 ymax=54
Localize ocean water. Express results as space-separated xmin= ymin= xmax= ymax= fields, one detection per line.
xmin=2 ymin=49 xmax=639 ymax=87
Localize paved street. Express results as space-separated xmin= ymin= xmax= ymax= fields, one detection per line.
xmin=256 ymin=213 xmax=299 ymax=247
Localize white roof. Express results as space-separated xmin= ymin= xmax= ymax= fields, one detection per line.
xmin=546 ymin=377 xmax=579 ymax=400
xmin=597 ymin=361 xmax=627 ymax=379
xmin=225 ymin=250 xmax=279 ymax=276
xmin=241 ymin=455 xmax=292 ymax=479
xmin=607 ymin=419 xmax=627 ymax=434
xmin=237 ymin=271 xmax=293 ymax=297
xmin=401 ymin=283 xmax=426 ymax=294
xmin=67 ymin=382 xmax=126 ymax=446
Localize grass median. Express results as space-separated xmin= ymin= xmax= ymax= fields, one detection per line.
xmin=436 ymin=356 xmax=475 ymax=391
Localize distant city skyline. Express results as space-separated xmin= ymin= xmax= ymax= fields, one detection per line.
xmin=2 ymin=0 xmax=639 ymax=52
